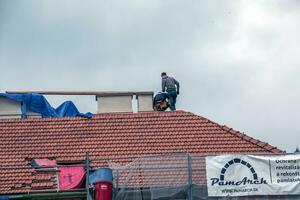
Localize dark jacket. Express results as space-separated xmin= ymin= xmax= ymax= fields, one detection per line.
xmin=161 ymin=75 xmax=180 ymax=93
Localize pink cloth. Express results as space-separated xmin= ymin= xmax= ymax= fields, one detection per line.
xmin=34 ymin=159 xmax=57 ymax=166
xmin=33 ymin=159 xmax=85 ymax=189
xmin=59 ymin=166 xmax=85 ymax=190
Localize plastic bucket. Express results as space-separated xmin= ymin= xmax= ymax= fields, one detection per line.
xmin=90 ymin=167 xmax=113 ymax=184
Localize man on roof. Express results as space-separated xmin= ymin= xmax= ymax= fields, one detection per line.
xmin=161 ymin=72 xmax=180 ymax=111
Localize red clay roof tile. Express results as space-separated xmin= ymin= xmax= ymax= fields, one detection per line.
xmin=0 ymin=110 xmax=283 ymax=194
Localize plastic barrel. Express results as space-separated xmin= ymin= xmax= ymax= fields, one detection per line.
xmin=97 ymin=167 xmax=113 ymax=182
xmin=94 ymin=181 xmax=113 ymax=200
xmin=90 ymin=167 xmax=113 ymax=184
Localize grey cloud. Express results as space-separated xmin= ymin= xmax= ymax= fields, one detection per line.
xmin=0 ymin=0 xmax=300 ymax=152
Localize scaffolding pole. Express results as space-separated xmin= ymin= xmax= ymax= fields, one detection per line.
xmin=187 ymin=153 xmax=193 ymax=200
xmin=86 ymin=152 xmax=91 ymax=200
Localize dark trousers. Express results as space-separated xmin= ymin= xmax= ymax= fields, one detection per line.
xmin=166 ymin=89 xmax=177 ymax=111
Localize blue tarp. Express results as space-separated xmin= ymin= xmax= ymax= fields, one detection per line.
xmin=0 ymin=93 xmax=92 ymax=118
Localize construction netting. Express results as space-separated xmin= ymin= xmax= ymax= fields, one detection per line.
xmin=108 ymin=153 xmax=300 ymax=200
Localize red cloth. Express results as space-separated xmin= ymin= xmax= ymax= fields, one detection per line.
xmin=59 ymin=166 xmax=85 ymax=190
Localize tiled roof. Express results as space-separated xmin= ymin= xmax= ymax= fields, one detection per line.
xmin=0 ymin=110 xmax=282 ymax=194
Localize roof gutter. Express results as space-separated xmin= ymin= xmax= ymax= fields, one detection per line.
xmin=8 ymin=191 xmax=87 ymax=199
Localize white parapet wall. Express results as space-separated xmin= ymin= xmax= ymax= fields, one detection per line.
xmin=0 ymin=96 xmax=41 ymax=119
xmin=0 ymin=96 xmax=22 ymax=118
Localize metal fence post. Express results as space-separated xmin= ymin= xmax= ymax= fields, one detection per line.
xmin=187 ymin=153 xmax=193 ymax=200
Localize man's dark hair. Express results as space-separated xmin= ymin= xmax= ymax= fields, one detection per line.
xmin=161 ymin=72 xmax=167 ymax=77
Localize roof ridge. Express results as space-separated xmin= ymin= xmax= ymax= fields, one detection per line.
xmin=0 ymin=110 xmax=191 ymax=123
xmin=0 ymin=116 xmax=88 ymax=123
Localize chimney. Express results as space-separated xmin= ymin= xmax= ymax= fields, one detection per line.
xmin=96 ymin=93 xmax=133 ymax=113
xmin=96 ymin=91 xmax=154 ymax=113
xmin=136 ymin=92 xmax=154 ymax=112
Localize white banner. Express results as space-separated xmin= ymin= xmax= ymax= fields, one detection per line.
xmin=206 ymin=154 xmax=300 ymax=197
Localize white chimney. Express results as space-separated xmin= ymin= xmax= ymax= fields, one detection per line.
xmin=136 ymin=92 xmax=154 ymax=112
xmin=96 ymin=93 xmax=133 ymax=113
xmin=96 ymin=91 xmax=154 ymax=113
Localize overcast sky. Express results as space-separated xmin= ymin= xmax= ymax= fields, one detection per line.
xmin=1 ymin=0 xmax=300 ymax=152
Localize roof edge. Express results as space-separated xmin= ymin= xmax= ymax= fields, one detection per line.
xmin=187 ymin=111 xmax=285 ymax=153
xmin=221 ymin=125 xmax=284 ymax=153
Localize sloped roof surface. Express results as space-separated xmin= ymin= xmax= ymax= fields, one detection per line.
xmin=0 ymin=111 xmax=282 ymax=194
